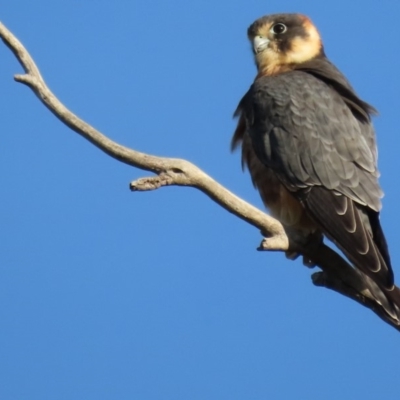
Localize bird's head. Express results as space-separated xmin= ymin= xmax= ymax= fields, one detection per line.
xmin=248 ymin=13 xmax=324 ymax=76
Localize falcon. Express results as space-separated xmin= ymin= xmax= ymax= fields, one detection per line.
xmin=232 ymin=13 xmax=399 ymax=317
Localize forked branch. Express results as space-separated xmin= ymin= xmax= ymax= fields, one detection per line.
xmin=0 ymin=21 xmax=399 ymax=331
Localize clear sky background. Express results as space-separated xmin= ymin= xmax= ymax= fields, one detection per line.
xmin=1 ymin=1 xmax=400 ymax=399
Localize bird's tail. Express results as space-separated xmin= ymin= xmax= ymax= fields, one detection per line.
xmin=364 ymin=275 xmax=400 ymax=326
xmin=383 ymin=286 xmax=400 ymax=322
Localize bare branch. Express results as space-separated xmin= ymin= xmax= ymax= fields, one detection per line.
xmin=1 ymin=21 xmax=399 ymax=331
xmin=0 ymin=21 xmax=288 ymax=250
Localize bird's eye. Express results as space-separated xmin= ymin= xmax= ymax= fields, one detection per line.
xmin=271 ymin=23 xmax=287 ymax=35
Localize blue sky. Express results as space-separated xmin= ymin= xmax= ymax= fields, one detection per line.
xmin=1 ymin=1 xmax=400 ymax=399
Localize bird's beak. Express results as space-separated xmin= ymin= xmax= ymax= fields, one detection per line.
xmin=253 ymin=36 xmax=270 ymax=54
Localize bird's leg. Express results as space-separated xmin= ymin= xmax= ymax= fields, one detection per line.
xmin=300 ymin=231 xmax=324 ymax=268
xmin=285 ymin=250 xmax=301 ymax=260
xmin=283 ymin=228 xmax=323 ymax=267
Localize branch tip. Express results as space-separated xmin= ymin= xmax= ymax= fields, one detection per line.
xmin=258 ymin=235 xmax=289 ymax=252
xmin=130 ymin=173 xmax=175 ymax=192
xmin=14 ymin=74 xmax=30 ymax=83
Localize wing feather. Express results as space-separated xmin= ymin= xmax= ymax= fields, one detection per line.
xmin=243 ymin=68 xmax=393 ymax=288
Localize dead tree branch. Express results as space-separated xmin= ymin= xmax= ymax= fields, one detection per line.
xmin=0 ymin=21 xmax=399 ymax=331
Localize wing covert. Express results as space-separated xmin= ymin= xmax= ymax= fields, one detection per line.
xmin=246 ymin=71 xmax=382 ymax=211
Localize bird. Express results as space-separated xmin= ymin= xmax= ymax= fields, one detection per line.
xmin=231 ymin=13 xmax=400 ymax=318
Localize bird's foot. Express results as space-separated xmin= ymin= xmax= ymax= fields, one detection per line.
xmin=285 ymin=250 xmax=300 ymax=260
